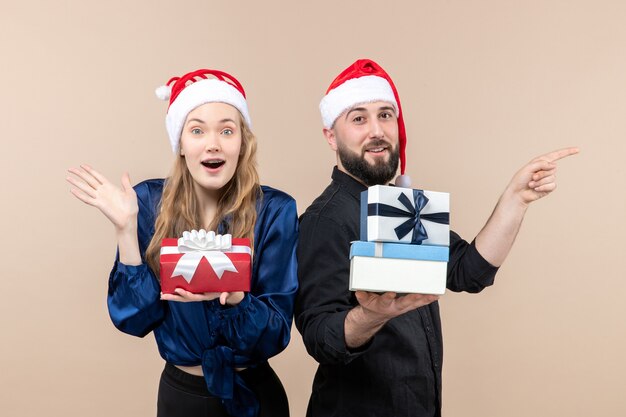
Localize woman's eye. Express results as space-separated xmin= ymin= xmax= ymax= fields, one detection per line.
xmin=191 ymin=128 xmax=203 ymax=135
xmin=222 ymin=128 xmax=233 ymax=135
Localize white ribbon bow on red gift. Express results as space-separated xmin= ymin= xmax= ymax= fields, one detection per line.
xmin=160 ymin=230 xmax=251 ymax=283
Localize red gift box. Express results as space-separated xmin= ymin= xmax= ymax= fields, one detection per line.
xmin=159 ymin=237 xmax=251 ymax=294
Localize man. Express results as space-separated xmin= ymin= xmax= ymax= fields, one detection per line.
xmin=295 ymin=59 xmax=578 ymax=417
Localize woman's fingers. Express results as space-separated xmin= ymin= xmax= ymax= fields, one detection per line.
xmin=174 ymin=288 xmax=199 ymax=301
xmin=69 ymin=187 xmax=96 ymax=206
xmin=66 ymin=175 xmax=98 ymax=199
xmin=161 ymin=289 xmax=195 ymax=302
xmin=160 ymin=289 xmax=222 ymax=302
xmin=80 ymin=164 xmax=107 ymax=185
xmin=121 ymin=172 xmax=132 ymax=193
xmin=160 ymin=293 xmax=179 ymax=302
xmin=67 ymin=167 xmax=100 ymax=190
xmin=219 ymin=292 xmax=229 ymax=305
xmin=219 ymin=292 xmax=245 ymax=306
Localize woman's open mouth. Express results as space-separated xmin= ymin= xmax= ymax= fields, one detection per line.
xmin=201 ymin=159 xmax=226 ymax=170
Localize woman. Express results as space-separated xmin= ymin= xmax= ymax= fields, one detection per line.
xmin=67 ymin=69 xmax=297 ymax=417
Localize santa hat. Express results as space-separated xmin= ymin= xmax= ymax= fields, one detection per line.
xmin=319 ymin=59 xmax=408 ymax=177
xmin=155 ymin=69 xmax=252 ymax=153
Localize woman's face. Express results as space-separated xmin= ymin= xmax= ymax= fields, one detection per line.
xmin=180 ymin=102 xmax=243 ymax=195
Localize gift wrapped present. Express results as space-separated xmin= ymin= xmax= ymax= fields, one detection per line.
xmin=159 ymin=230 xmax=251 ymax=294
xmin=360 ymin=185 xmax=450 ymax=246
xmin=349 ymin=241 xmax=448 ymax=294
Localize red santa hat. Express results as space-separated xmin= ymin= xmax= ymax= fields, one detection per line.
xmin=319 ymin=59 xmax=408 ymax=176
xmin=155 ymin=69 xmax=252 ymax=153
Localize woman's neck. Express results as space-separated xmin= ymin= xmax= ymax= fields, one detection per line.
xmin=193 ymin=183 xmax=222 ymax=229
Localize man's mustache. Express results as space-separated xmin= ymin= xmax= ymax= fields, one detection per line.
xmin=362 ymin=139 xmax=394 ymax=154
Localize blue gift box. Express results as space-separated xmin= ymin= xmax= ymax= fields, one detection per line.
xmin=349 ymin=241 xmax=448 ymax=294
xmin=360 ymin=185 xmax=450 ymax=246
xmin=350 ymin=241 xmax=449 ymax=262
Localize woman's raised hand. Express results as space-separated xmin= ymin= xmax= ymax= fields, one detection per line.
xmin=66 ymin=164 xmax=139 ymax=232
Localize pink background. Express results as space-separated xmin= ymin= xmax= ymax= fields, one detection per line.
xmin=1 ymin=1 xmax=625 ymax=416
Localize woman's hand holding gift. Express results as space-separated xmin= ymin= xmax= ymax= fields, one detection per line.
xmin=161 ymin=289 xmax=245 ymax=306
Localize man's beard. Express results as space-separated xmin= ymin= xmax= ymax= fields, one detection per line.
xmin=337 ymin=140 xmax=399 ymax=186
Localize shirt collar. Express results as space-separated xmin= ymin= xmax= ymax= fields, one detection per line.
xmin=331 ymin=166 xmax=368 ymax=201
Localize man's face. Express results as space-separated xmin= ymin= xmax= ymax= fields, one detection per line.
xmin=324 ymin=101 xmax=400 ymax=186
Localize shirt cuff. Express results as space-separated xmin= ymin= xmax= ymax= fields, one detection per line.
xmin=324 ymin=310 xmax=372 ymax=363
xmin=115 ymin=261 xmax=148 ymax=276
xmin=467 ymin=239 xmax=500 ymax=275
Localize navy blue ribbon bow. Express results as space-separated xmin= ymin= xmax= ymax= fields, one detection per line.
xmin=368 ymin=190 xmax=449 ymax=244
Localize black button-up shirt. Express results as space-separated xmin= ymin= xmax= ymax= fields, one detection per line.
xmin=295 ymin=167 xmax=499 ymax=417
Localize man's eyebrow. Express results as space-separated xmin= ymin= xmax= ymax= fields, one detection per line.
xmin=344 ymin=107 xmax=368 ymax=119
xmin=344 ymin=105 xmax=396 ymax=120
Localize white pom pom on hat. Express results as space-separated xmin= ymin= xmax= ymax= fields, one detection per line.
xmin=156 ymin=69 xmax=252 ymax=154
xmin=394 ymin=174 xmax=412 ymax=188
xmin=155 ymin=85 xmax=171 ymax=101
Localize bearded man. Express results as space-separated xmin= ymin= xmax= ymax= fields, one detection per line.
xmin=295 ymin=59 xmax=578 ymax=417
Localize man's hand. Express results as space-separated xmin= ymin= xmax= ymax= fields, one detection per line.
xmin=355 ymin=291 xmax=439 ymax=323
xmin=475 ymin=147 xmax=579 ymax=267
xmin=345 ymin=291 xmax=439 ymax=348
xmin=506 ymin=147 xmax=579 ymax=207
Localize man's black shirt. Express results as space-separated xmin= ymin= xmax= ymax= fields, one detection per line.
xmin=295 ymin=167 xmax=499 ymax=417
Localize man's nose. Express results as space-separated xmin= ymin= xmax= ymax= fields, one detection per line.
xmin=369 ymin=118 xmax=384 ymax=138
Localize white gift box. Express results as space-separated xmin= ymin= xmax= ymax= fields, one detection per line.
xmin=349 ymin=241 xmax=448 ymax=294
xmin=360 ymin=185 xmax=450 ymax=246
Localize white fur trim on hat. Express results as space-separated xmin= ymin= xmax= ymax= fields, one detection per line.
xmin=319 ymin=75 xmax=399 ymax=129
xmin=165 ymin=78 xmax=252 ymax=153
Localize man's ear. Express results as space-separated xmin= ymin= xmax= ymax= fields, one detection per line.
xmin=323 ymin=128 xmax=338 ymax=151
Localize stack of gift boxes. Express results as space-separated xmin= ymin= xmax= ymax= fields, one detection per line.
xmin=349 ymin=185 xmax=450 ymax=295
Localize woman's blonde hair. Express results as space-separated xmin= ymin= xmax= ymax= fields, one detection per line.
xmin=145 ymin=113 xmax=260 ymax=274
